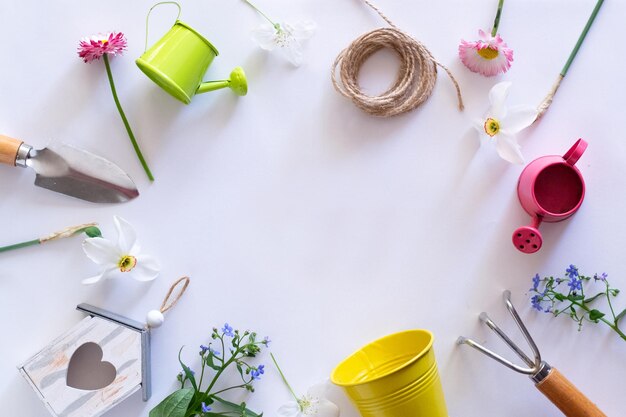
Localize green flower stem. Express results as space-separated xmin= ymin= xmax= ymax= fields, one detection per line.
xmin=566 ymin=297 xmax=626 ymax=341
xmin=0 ymin=239 xmax=40 ymax=253
xmin=211 ymin=384 xmax=249 ymax=396
xmin=241 ymin=0 xmax=277 ymax=27
xmin=491 ymin=0 xmax=504 ymax=36
xmin=102 ymin=54 xmax=155 ymax=182
xmin=605 ymin=283 xmax=618 ymax=323
xmin=270 ymin=353 xmax=300 ymax=404
xmin=561 ymin=0 xmax=604 ymax=77
xmin=205 ymin=336 xmax=241 ymax=395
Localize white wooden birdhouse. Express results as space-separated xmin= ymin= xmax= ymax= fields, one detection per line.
xmin=18 ymin=304 xmax=151 ymax=417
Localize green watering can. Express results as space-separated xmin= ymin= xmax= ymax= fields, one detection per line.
xmin=136 ymin=2 xmax=247 ymax=104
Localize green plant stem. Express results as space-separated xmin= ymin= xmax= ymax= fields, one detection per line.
xmin=561 ymin=0 xmax=604 ymax=77
xmin=102 ymin=54 xmax=155 ymax=182
xmin=0 ymin=239 xmax=40 ymax=253
xmin=241 ymin=0 xmax=277 ymax=27
xmin=568 ymin=297 xmax=626 ymax=341
xmin=491 ymin=0 xmax=504 ymax=36
xmin=197 ymin=359 xmax=206 ymax=393
xmin=205 ymin=337 xmax=241 ymax=395
xmin=211 ymin=383 xmax=249 ymax=396
xmin=270 ymin=353 xmax=299 ymax=404
xmin=605 ymin=283 xmax=618 ymax=323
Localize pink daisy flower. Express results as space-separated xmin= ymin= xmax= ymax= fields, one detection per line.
xmin=459 ymin=29 xmax=513 ymax=77
xmin=78 ymin=32 xmax=127 ymax=63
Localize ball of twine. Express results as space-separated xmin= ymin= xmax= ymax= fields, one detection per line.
xmin=332 ymin=0 xmax=464 ymax=117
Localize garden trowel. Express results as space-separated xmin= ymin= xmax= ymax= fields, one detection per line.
xmin=0 ymin=134 xmax=139 ymax=203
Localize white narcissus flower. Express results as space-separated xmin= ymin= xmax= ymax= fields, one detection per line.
xmin=474 ymin=81 xmax=538 ymax=164
xmin=277 ymin=382 xmax=339 ymax=417
xmin=81 ymin=216 xmax=160 ymax=284
xmin=251 ymin=20 xmax=316 ymax=67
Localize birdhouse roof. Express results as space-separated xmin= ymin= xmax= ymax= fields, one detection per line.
xmin=18 ymin=304 xmax=151 ymax=417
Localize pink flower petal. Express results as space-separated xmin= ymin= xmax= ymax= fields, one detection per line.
xmin=78 ymin=31 xmax=127 ymax=63
xmin=458 ymin=30 xmax=514 ymax=77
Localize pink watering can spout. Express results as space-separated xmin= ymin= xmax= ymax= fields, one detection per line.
xmin=513 ymin=139 xmax=588 ymax=254
xmin=513 ymin=217 xmax=543 ymax=254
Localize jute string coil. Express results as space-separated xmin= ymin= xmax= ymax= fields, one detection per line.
xmin=332 ymin=0 xmax=464 ymax=117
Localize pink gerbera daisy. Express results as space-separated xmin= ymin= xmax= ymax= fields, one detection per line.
xmin=78 ymin=32 xmax=127 ymax=63
xmin=459 ymin=29 xmax=513 ymax=77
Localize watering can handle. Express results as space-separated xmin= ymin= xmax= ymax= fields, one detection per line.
xmin=0 ymin=135 xmax=23 ymax=166
xmin=563 ymin=138 xmax=587 ymax=166
xmin=144 ymin=1 xmax=182 ymax=52
xmin=535 ymin=368 xmax=606 ymax=417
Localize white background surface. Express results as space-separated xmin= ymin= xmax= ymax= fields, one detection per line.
xmin=1 ymin=0 xmax=625 ymax=416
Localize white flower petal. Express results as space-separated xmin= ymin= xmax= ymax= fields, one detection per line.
xmin=251 ymin=24 xmax=278 ymax=51
xmin=488 ymin=81 xmax=511 ymax=119
xmin=496 ymin=133 xmax=524 ymax=164
xmin=286 ymin=20 xmax=316 ymax=40
xmin=306 ymin=382 xmax=330 ymax=398
xmin=279 ymin=38 xmax=304 ymax=66
xmin=472 ymin=118 xmax=486 ymax=135
xmin=278 ymin=402 xmax=301 ymax=417
xmin=131 ymin=254 xmax=160 ymax=281
xmin=82 ymin=238 xmax=120 ymax=265
xmin=82 ymin=267 xmax=116 ymax=285
xmin=500 ymin=105 xmax=538 ymax=134
xmin=114 ymin=216 xmax=137 ymax=253
xmin=315 ymin=399 xmax=340 ymax=417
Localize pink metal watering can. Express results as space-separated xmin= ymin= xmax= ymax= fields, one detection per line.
xmin=512 ymin=139 xmax=587 ymax=254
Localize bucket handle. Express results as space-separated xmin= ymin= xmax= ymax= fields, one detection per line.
xmin=563 ymin=138 xmax=587 ymax=166
xmin=144 ymin=1 xmax=182 ymax=52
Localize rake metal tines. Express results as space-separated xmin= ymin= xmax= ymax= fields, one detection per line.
xmin=457 ymin=290 xmax=551 ymax=383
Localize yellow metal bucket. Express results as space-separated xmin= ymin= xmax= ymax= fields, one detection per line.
xmin=331 ymin=330 xmax=448 ymax=417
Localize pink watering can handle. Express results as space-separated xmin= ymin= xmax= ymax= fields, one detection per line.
xmin=563 ymin=138 xmax=587 ymax=166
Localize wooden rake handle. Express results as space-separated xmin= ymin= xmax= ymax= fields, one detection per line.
xmin=0 ymin=135 xmax=23 ymax=166
xmin=536 ymin=368 xmax=606 ymax=417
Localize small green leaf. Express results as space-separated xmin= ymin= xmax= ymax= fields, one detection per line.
xmin=83 ymin=226 xmax=102 ymax=238
xmin=213 ymin=396 xmax=262 ymax=417
xmin=206 ymin=352 xmax=221 ymax=371
xmin=567 ymin=294 xmax=584 ymax=301
xmin=616 ymin=308 xmax=626 ymax=324
xmin=589 ymin=309 xmax=605 ymax=321
xmin=178 ymin=347 xmax=198 ymax=391
xmin=149 ymin=388 xmax=194 ymax=417
xmin=583 ymin=292 xmax=605 ymax=304
xmin=554 ymin=293 xmax=566 ymax=301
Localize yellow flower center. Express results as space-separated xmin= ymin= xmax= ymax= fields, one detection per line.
xmin=477 ymin=47 xmax=499 ymax=60
xmin=118 ymin=255 xmax=137 ymax=272
xmin=484 ymin=118 xmax=500 ymax=137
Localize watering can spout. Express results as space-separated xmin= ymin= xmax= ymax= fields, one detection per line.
xmin=196 ymin=67 xmax=248 ymax=96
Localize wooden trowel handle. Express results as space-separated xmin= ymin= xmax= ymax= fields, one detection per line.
xmin=0 ymin=135 xmax=23 ymax=166
xmin=536 ymin=368 xmax=606 ymax=417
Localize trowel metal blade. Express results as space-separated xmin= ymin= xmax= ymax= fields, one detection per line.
xmin=27 ymin=143 xmax=139 ymax=203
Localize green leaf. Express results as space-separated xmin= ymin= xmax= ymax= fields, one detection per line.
xmin=616 ymin=308 xmax=626 ymax=324
xmin=589 ymin=309 xmax=605 ymax=321
xmin=554 ymin=293 xmax=566 ymax=301
xmin=178 ymin=347 xmax=198 ymax=391
xmin=583 ymin=292 xmax=605 ymax=304
xmin=83 ymin=226 xmax=102 ymax=238
xmin=149 ymin=388 xmax=194 ymax=417
xmin=213 ymin=396 xmax=263 ymax=417
xmin=567 ymin=294 xmax=584 ymax=301
xmin=206 ymin=352 xmax=221 ymax=371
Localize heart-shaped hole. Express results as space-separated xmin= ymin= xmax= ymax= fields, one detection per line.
xmin=66 ymin=342 xmax=117 ymax=391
